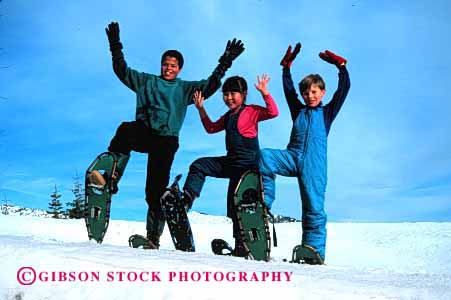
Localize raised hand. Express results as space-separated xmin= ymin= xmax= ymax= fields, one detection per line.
xmin=254 ymin=74 xmax=270 ymax=96
xmin=218 ymin=38 xmax=245 ymax=67
xmin=280 ymin=42 xmax=301 ymax=68
xmin=193 ymin=90 xmax=205 ymax=110
xmin=105 ymin=22 xmax=120 ymax=44
xmin=319 ymin=50 xmax=347 ymax=67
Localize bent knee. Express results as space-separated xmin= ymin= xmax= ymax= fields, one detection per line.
xmin=189 ymin=157 xmax=209 ymax=173
xmin=259 ymin=150 xmax=273 ymax=174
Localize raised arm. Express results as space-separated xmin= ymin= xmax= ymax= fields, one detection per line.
xmin=193 ymin=90 xmax=225 ymax=134
xmin=254 ymin=74 xmax=279 ymax=120
xmin=280 ymin=43 xmax=304 ymax=121
xmin=185 ymin=39 xmax=245 ymax=103
xmin=105 ymin=22 xmax=147 ymax=91
xmin=320 ymin=50 xmax=351 ymax=133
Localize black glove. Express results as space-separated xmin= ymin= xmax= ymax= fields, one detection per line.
xmin=218 ymin=38 xmax=245 ymax=68
xmin=105 ymin=22 xmax=122 ymax=51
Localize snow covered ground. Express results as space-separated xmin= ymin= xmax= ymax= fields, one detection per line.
xmin=0 ymin=211 xmax=450 ymax=300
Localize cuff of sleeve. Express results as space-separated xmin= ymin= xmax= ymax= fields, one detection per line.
xmin=338 ymin=65 xmax=348 ymax=72
xmin=263 ymin=93 xmax=273 ymax=100
xmin=213 ymin=63 xmax=227 ymax=77
xmin=111 ymin=49 xmax=124 ymax=61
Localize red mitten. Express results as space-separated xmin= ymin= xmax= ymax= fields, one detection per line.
xmin=319 ymin=50 xmax=347 ymax=67
xmin=280 ymin=42 xmax=301 ymax=68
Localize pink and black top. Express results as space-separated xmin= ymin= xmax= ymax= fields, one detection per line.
xmin=200 ymin=94 xmax=279 ymax=168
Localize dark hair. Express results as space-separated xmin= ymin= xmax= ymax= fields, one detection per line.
xmin=299 ymin=74 xmax=325 ymax=94
xmin=222 ymin=76 xmax=248 ymax=93
xmin=161 ymin=50 xmax=184 ymax=69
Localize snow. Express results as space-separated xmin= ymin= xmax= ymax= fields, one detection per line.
xmin=0 ymin=211 xmax=450 ymax=300
xmin=0 ymin=206 xmax=53 ymax=218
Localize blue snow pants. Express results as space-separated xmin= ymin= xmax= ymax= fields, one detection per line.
xmin=259 ymin=108 xmax=328 ymax=260
xmin=183 ymin=156 xmax=254 ymax=219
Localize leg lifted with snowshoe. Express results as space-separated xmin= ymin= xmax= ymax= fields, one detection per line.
xmin=161 ymin=174 xmax=195 ymax=252
xmin=84 ymin=152 xmax=129 ymax=243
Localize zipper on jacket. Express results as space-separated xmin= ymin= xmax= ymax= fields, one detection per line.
xmin=301 ymin=109 xmax=312 ymax=160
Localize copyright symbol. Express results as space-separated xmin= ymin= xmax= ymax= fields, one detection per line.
xmin=17 ymin=266 xmax=36 ymax=286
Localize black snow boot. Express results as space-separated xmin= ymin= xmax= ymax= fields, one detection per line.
xmin=145 ymin=232 xmax=160 ymax=250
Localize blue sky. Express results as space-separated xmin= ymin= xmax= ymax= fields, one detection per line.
xmin=1 ymin=0 xmax=450 ymax=222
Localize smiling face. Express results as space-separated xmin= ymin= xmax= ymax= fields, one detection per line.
xmin=299 ymin=74 xmax=326 ymax=108
xmin=223 ymin=91 xmax=246 ymax=113
xmin=160 ymin=56 xmax=181 ymax=81
xmin=221 ymin=76 xmax=248 ymax=113
xmin=302 ymin=84 xmax=326 ymax=107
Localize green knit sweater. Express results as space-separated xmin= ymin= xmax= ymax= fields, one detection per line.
xmin=111 ymin=49 xmax=225 ymax=137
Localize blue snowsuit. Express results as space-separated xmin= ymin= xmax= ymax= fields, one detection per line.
xmin=259 ymin=66 xmax=350 ymax=260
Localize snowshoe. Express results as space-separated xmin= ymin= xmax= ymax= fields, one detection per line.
xmin=291 ymin=244 xmax=324 ymax=265
xmin=161 ymin=174 xmax=195 ymax=252
xmin=84 ymin=152 xmax=129 ymax=243
xmin=234 ymin=170 xmax=271 ymax=261
xmin=128 ymin=234 xmax=158 ymax=250
xmin=211 ymin=239 xmax=234 ymax=256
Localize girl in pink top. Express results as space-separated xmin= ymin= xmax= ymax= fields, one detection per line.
xmin=181 ymin=75 xmax=278 ymax=256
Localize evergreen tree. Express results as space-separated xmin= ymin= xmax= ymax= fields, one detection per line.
xmin=66 ymin=172 xmax=85 ymax=219
xmin=47 ymin=185 xmax=63 ymax=219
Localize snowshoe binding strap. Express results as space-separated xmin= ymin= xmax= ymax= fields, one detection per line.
xmin=264 ymin=204 xmax=278 ymax=248
xmin=86 ymin=170 xmax=107 ymax=190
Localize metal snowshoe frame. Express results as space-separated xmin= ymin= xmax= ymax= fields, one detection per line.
xmin=234 ymin=170 xmax=271 ymax=262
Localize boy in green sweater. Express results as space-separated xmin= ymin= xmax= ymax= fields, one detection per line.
xmin=103 ymin=22 xmax=244 ymax=249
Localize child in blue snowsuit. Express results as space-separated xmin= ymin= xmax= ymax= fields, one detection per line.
xmin=259 ymin=43 xmax=350 ymax=264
